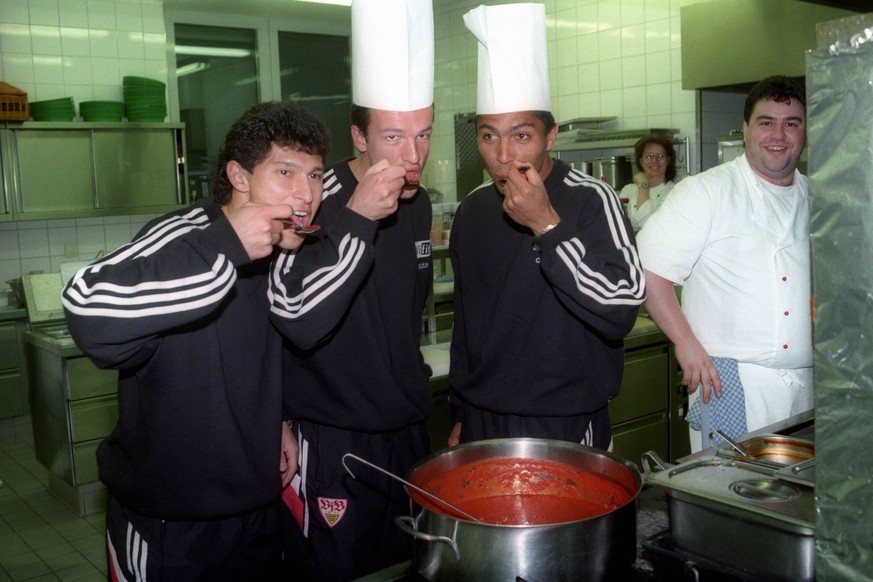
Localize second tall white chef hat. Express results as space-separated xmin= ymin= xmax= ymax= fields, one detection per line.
xmin=351 ymin=0 xmax=434 ymax=112
xmin=463 ymin=3 xmax=551 ymax=115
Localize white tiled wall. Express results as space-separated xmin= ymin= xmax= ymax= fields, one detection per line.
xmin=0 ymin=0 xmax=709 ymax=286
xmin=0 ymin=0 xmax=167 ymax=287
xmin=0 ymin=215 xmax=158 ymax=289
xmin=0 ymin=0 xmax=168 ymax=105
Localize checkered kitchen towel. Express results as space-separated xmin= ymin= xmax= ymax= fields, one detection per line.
xmin=686 ymin=357 xmax=747 ymax=449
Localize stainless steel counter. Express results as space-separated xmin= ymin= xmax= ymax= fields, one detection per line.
xmin=0 ymin=305 xmax=26 ymax=323
xmin=24 ymin=326 xmax=82 ymax=358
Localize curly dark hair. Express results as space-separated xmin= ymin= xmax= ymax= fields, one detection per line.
xmin=212 ymin=101 xmax=330 ymax=204
xmin=743 ymin=76 xmax=805 ymax=123
xmin=633 ymin=134 xmax=677 ymax=182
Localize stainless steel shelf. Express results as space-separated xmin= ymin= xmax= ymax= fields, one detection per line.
xmin=555 ymin=136 xmax=691 ymax=180
xmin=553 ymin=136 xmax=649 ymax=152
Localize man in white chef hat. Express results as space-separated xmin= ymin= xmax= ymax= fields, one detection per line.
xmin=268 ymin=0 xmax=435 ymax=578
xmin=447 ymin=3 xmax=645 ymax=452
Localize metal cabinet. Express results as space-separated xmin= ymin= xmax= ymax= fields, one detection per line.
xmin=611 ymin=324 xmax=689 ymax=464
xmin=610 ymin=343 xmax=671 ymax=465
xmin=1 ymin=122 xmax=188 ymax=221
xmin=0 ymin=313 xmax=27 ymax=419
xmin=25 ymin=332 xmax=117 ymax=514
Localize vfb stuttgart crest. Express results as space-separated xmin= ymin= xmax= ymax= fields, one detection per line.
xmin=317 ymin=497 xmax=348 ymax=528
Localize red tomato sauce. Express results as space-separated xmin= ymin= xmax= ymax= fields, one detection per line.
xmin=410 ymin=457 xmax=635 ymax=525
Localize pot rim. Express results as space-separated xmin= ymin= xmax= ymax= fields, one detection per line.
xmin=405 ymin=437 xmax=643 ymax=527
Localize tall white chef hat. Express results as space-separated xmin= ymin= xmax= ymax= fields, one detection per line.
xmin=351 ymin=0 xmax=434 ymax=112
xmin=464 ymin=3 xmax=551 ymax=115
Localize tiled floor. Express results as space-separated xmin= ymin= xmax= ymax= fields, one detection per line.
xmin=0 ymin=433 xmax=107 ymax=581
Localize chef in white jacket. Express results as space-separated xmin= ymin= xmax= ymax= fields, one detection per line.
xmin=637 ymin=76 xmax=813 ymax=452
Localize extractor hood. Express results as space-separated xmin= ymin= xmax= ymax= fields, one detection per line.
xmin=680 ymin=0 xmax=858 ymax=90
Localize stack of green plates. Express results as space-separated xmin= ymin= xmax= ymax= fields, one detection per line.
xmin=29 ymin=97 xmax=75 ymax=121
xmin=80 ymin=100 xmax=124 ymax=122
xmin=123 ymin=76 xmax=167 ymax=122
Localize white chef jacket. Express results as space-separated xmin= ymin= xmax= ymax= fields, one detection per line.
xmin=637 ymin=154 xmax=812 ymax=370
xmin=620 ymin=181 xmax=674 ymax=229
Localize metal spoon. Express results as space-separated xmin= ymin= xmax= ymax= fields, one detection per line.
xmin=281 ymin=220 xmax=320 ymax=235
xmin=341 ymin=453 xmax=483 ymax=523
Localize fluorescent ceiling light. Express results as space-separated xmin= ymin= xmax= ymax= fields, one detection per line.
xmin=295 ymin=0 xmax=351 ymax=5
xmin=177 ymin=62 xmax=210 ymax=77
xmin=175 ymin=46 xmax=252 ymax=57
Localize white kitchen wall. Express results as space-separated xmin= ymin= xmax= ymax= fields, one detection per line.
xmin=0 ymin=0 xmax=708 ymax=286
xmin=0 ymin=216 xmax=159 ymax=288
xmin=0 ymin=0 xmax=166 ymax=287
xmin=0 ymin=0 xmax=168 ymax=103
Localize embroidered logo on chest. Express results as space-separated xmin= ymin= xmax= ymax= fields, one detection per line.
xmin=416 ymin=240 xmax=432 ymax=259
xmin=317 ymin=497 xmax=349 ymax=528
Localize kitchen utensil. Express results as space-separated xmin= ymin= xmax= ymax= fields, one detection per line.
xmin=79 ymin=100 xmax=124 ymax=122
xmin=710 ymin=431 xmax=816 ymax=471
xmin=594 ymin=156 xmax=633 ymax=190
xmin=642 ymin=450 xmax=814 ymax=582
xmin=731 ymin=435 xmax=814 ymax=466
xmin=340 ymin=453 xmax=482 ymax=523
xmin=396 ymin=438 xmax=641 ymax=581
xmin=280 ymin=220 xmax=320 ymax=235
xmin=577 ymin=160 xmax=594 ymax=175
xmin=29 ymin=97 xmax=75 ymax=121
xmin=709 ymin=429 xmax=754 ymax=458
xmin=773 ymin=456 xmax=816 ymax=487
xmin=122 ymin=76 xmax=167 ymax=122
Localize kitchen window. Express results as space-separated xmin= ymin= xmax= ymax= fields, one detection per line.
xmin=165 ymin=10 xmax=352 ymax=200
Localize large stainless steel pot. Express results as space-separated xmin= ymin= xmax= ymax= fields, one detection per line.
xmin=397 ymin=438 xmax=642 ymax=581
xmin=594 ymin=156 xmax=633 ymax=190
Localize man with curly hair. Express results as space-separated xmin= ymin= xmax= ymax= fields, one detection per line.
xmin=62 ymin=101 xmax=329 ymax=579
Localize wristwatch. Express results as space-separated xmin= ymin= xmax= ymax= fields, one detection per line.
xmin=540 ymin=223 xmax=557 ymax=236
xmin=639 ymin=181 xmax=650 ymax=188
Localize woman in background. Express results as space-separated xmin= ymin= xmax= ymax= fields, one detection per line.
xmin=621 ymin=134 xmax=677 ymax=230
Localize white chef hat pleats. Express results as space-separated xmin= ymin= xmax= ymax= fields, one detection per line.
xmin=463 ymin=3 xmax=551 ymax=115
xmin=351 ymin=0 xmax=434 ymax=112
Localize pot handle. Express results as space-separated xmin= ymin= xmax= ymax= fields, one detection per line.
xmin=395 ymin=516 xmax=461 ymax=561
xmin=641 ymin=450 xmax=672 ymax=476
